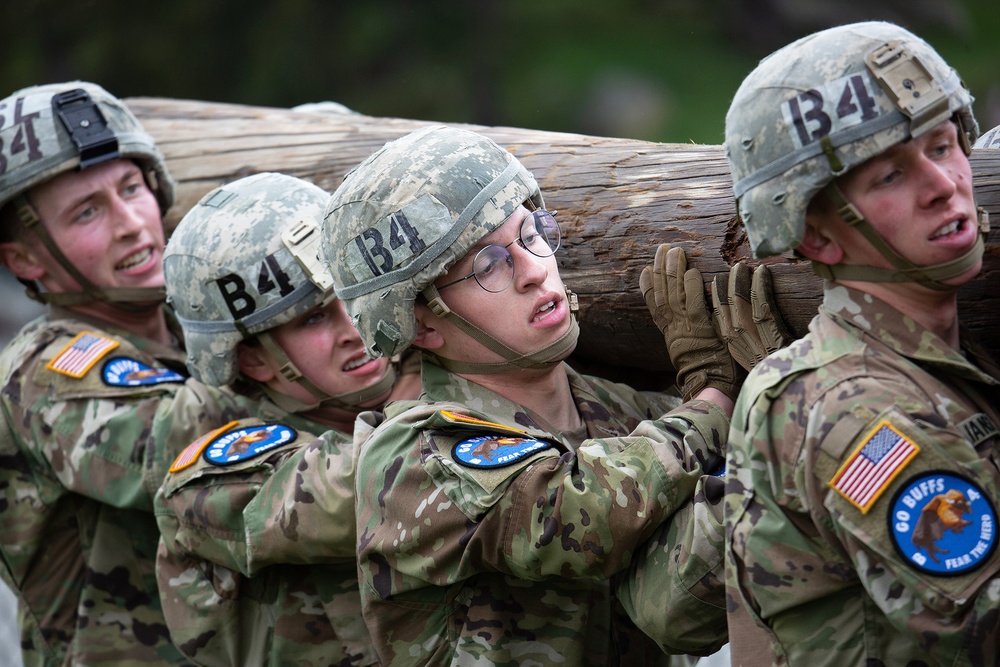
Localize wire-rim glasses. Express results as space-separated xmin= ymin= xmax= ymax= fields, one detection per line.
xmin=437 ymin=209 xmax=561 ymax=293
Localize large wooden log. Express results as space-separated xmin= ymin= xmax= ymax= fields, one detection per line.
xmin=128 ymin=98 xmax=1000 ymax=377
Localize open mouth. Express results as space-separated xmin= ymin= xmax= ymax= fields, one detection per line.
xmin=930 ymin=218 xmax=964 ymax=240
xmin=116 ymin=247 xmax=152 ymax=271
xmin=343 ymin=354 xmax=375 ymax=372
xmin=532 ymin=300 xmax=556 ymax=323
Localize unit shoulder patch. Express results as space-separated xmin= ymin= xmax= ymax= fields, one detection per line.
xmin=45 ymin=331 xmax=119 ymax=379
xmin=452 ymin=434 xmax=554 ymax=469
xmin=102 ymin=357 xmax=185 ymax=386
xmin=888 ymin=471 xmax=997 ymax=576
xmin=203 ymin=423 xmax=297 ymax=466
xmin=830 ymin=419 xmax=920 ymax=513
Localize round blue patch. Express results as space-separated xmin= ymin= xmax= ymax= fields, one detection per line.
xmin=888 ymin=471 xmax=997 ymax=576
xmin=102 ymin=357 xmax=185 ymax=386
xmin=203 ymin=424 xmax=297 ymax=466
xmin=452 ymin=435 xmax=553 ymax=469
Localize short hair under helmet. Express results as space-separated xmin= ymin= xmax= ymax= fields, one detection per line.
xmin=322 ymin=125 xmax=543 ymax=358
xmin=164 ymin=172 xmax=333 ymax=386
xmin=0 ymin=80 xmax=174 ymax=215
xmin=725 ymin=21 xmax=977 ymax=259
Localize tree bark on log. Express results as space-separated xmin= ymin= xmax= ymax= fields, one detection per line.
xmin=127 ymin=97 xmax=1000 ymax=380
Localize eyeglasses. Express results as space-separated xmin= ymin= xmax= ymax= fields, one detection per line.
xmin=437 ymin=209 xmax=561 ymax=293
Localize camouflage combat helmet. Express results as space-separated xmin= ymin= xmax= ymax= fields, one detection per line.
xmin=165 ymin=172 xmax=395 ymax=406
xmin=322 ymin=125 xmax=578 ymax=373
xmin=974 ymin=124 xmax=1000 ymax=149
xmin=0 ymin=81 xmax=176 ymax=305
xmin=725 ymin=21 xmax=985 ymax=288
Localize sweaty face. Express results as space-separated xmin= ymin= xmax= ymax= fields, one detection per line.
xmin=27 ymin=158 xmax=165 ymax=293
xmin=425 ymin=205 xmax=572 ymax=364
xmin=827 ymin=120 xmax=981 ymax=286
xmin=264 ymin=298 xmax=390 ymax=406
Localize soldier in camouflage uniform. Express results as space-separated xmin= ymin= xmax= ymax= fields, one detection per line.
xmin=155 ymin=172 xmax=420 ymax=667
xmin=616 ymin=246 xmax=791 ymax=661
xmin=722 ymin=22 xmax=1000 ymax=665
xmin=318 ymin=124 xmax=745 ymax=666
xmin=0 ymin=82 xmax=260 ymax=666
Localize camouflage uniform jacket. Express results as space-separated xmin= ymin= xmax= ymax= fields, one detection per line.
xmin=356 ymin=358 xmax=729 ymax=666
xmin=725 ymin=283 xmax=1000 ymax=666
xmin=615 ymin=471 xmax=728 ymax=657
xmin=0 ymin=306 xmax=256 ymax=667
xmin=155 ymin=394 xmax=377 ymax=667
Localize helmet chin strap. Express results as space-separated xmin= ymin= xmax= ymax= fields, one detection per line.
xmin=810 ymin=183 xmax=989 ymax=290
xmin=419 ymin=285 xmax=580 ymax=374
xmin=14 ymin=196 xmax=166 ymax=310
xmin=255 ymin=331 xmax=397 ymax=413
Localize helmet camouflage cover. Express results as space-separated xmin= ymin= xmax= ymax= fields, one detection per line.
xmin=725 ymin=21 xmax=977 ymax=258
xmin=0 ymin=80 xmax=174 ymax=214
xmin=322 ymin=125 xmax=542 ymax=358
xmin=164 ymin=172 xmax=333 ymax=386
xmin=974 ymin=124 xmax=1000 ymax=149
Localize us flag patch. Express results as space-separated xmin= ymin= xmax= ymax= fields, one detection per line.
xmin=46 ymin=332 xmax=119 ymax=379
xmin=830 ymin=420 xmax=920 ymax=513
xmin=169 ymin=421 xmax=240 ymax=473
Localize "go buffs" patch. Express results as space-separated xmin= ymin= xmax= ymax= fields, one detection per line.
xmin=102 ymin=357 xmax=185 ymax=386
xmin=889 ymin=471 xmax=997 ymax=576
xmin=203 ymin=423 xmax=297 ymax=466
xmin=453 ymin=435 xmax=553 ymax=469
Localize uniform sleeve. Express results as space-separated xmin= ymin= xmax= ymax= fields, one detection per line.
xmin=155 ymin=423 xmax=357 ymax=577
xmin=728 ymin=371 xmax=1000 ymax=663
xmin=156 ymin=538 xmax=370 ymax=667
xmin=358 ymin=400 xmax=729 ymax=598
xmin=7 ymin=370 xmax=253 ymax=513
xmin=614 ymin=473 xmax=728 ymax=656
xmin=243 ymin=429 xmax=360 ymax=573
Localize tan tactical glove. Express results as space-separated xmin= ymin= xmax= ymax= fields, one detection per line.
xmin=640 ymin=244 xmax=741 ymax=401
xmin=710 ymin=262 xmax=793 ymax=372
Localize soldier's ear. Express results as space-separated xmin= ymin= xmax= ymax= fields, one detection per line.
xmin=796 ymin=216 xmax=844 ymax=265
xmin=236 ymin=342 xmax=277 ymax=382
xmin=0 ymin=240 xmax=47 ymax=281
xmin=412 ymin=303 xmax=445 ymax=350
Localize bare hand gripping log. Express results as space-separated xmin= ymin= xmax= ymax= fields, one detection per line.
xmin=127 ymin=97 xmax=1000 ymax=376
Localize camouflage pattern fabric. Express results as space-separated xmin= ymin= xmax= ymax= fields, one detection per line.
xmin=355 ymin=356 xmax=729 ymax=666
xmin=322 ymin=125 xmax=543 ymax=359
xmin=155 ymin=408 xmax=376 ymax=667
xmin=0 ymin=81 xmax=174 ymax=214
xmin=163 ymin=172 xmax=333 ymax=387
xmin=615 ymin=473 xmax=727 ymax=656
xmin=725 ymin=283 xmax=1000 ymax=665
xmin=724 ymin=22 xmax=977 ymax=259
xmin=974 ymin=124 xmax=1000 ymax=149
xmin=0 ymin=307 xmax=256 ymax=666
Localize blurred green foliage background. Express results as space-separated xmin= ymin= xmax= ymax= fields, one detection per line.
xmin=3 ymin=0 xmax=998 ymax=145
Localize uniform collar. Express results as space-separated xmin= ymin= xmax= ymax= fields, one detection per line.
xmin=820 ymin=283 xmax=999 ymax=386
